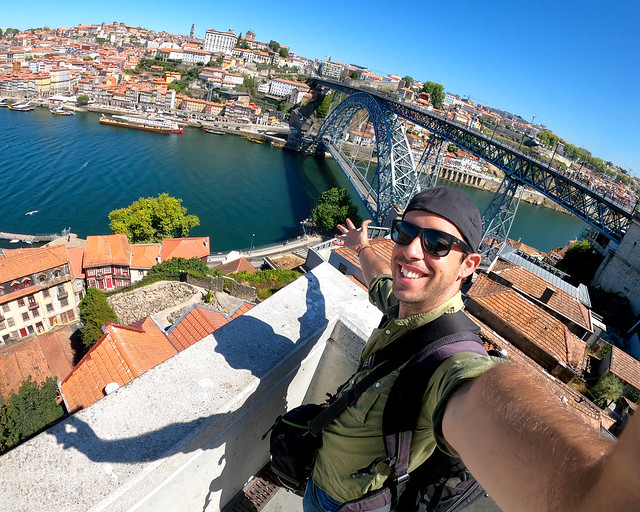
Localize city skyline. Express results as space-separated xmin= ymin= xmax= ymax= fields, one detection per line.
xmin=3 ymin=0 xmax=639 ymax=175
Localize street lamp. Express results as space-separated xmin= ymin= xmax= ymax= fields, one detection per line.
xmin=549 ymin=140 xmax=564 ymax=168
xmin=517 ymin=115 xmax=537 ymax=151
xmin=249 ymin=233 xmax=255 ymax=254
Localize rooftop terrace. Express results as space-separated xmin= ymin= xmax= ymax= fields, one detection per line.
xmin=0 ymin=263 xmax=382 ymax=512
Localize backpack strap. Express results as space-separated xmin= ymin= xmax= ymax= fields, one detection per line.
xmin=383 ymin=336 xmax=486 ymax=500
xmin=308 ymin=311 xmax=478 ymax=437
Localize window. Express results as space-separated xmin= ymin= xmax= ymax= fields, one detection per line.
xmin=17 ymin=298 xmax=25 ymax=307
xmin=2 ymin=304 xmax=9 ymax=313
xmin=46 ymin=303 xmax=53 ymax=312
xmin=0 ymin=321 xmax=5 ymax=330
xmin=27 ymin=325 xmax=34 ymax=335
xmin=28 ymin=295 xmax=36 ymax=306
xmin=42 ymin=289 xmax=50 ymax=298
xmin=7 ymin=318 xmax=14 ymax=327
xmin=32 ymin=308 xmax=39 ymax=318
xmin=60 ymin=297 xmax=68 ymax=307
xmin=53 ymin=269 xmax=61 ymax=278
xmin=22 ymin=312 xmax=29 ymax=322
xmin=38 ymin=274 xmax=47 ymax=284
xmin=11 ymin=283 xmax=20 ymax=292
xmin=57 ymin=285 xmax=65 ymax=295
xmin=22 ymin=278 xmax=31 ymax=287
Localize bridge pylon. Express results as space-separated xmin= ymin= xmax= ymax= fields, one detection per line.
xmin=480 ymin=177 xmax=524 ymax=265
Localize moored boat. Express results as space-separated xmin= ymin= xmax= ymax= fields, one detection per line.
xmin=203 ymin=128 xmax=225 ymax=135
xmin=8 ymin=101 xmax=34 ymax=111
xmin=50 ymin=105 xmax=75 ymax=116
xmin=99 ymin=114 xmax=183 ymax=133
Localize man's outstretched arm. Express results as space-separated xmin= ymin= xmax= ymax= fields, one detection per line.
xmin=334 ymin=218 xmax=391 ymax=286
xmin=442 ymin=363 xmax=639 ymax=511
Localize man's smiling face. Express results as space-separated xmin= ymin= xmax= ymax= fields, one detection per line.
xmin=391 ymin=210 xmax=477 ymax=318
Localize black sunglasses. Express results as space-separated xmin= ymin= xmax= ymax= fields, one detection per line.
xmin=391 ymin=219 xmax=474 ymax=257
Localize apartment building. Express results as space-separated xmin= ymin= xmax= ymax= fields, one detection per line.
xmin=0 ymin=246 xmax=80 ymax=342
xmin=268 ymin=77 xmax=310 ymax=98
xmin=203 ymin=28 xmax=236 ymax=55
xmin=84 ymin=235 xmax=132 ymax=292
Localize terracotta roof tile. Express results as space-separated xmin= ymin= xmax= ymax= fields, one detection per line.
xmin=130 ymin=244 xmax=161 ymax=269
xmin=491 ymin=265 xmax=591 ymax=331
xmin=334 ymin=237 xmax=394 ymax=268
xmin=84 ymin=234 xmax=131 ymax=268
xmin=609 ymin=347 xmax=640 ymax=390
xmin=0 ymin=325 xmax=77 ymax=402
xmin=66 ymin=247 xmax=85 ymax=279
xmin=60 ymin=317 xmax=175 ymax=412
xmin=468 ymin=274 xmax=585 ymax=371
xmin=168 ymin=305 xmax=230 ymax=351
xmin=160 ymin=237 xmax=210 ymax=262
xmin=0 ymin=246 xmax=69 ymax=283
xmin=214 ymin=256 xmax=256 ymax=274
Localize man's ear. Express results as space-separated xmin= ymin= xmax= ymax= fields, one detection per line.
xmin=460 ymin=253 xmax=481 ymax=280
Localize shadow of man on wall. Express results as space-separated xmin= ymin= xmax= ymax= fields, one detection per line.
xmin=49 ymin=272 xmax=328 ymax=512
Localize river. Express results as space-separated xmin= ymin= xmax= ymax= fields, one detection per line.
xmin=0 ymin=107 xmax=586 ymax=253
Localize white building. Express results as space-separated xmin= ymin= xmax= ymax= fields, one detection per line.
xmin=204 ymin=28 xmax=237 ymax=55
xmin=268 ymin=78 xmax=310 ymax=98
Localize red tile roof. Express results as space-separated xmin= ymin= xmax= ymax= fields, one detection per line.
xmin=0 ymin=245 xmax=69 ymax=283
xmin=608 ymin=347 xmax=640 ymax=390
xmin=167 ymin=305 xmax=230 ymax=351
xmin=160 ymin=237 xmax=210 ymax=262
xmin=490 ymin=262 xmax=591 ymax=331
xmin=66 ymin=246 xmax=85 ymax=279
xmin=0 ymin=325 xmax=78 ymax=402
xmin=59 ymin=317 xmax=176 ymax=412
xmin=130 ymin=243 xmax=161 ymax=269
xmin=333 ymin=237 xmax=394 ymax=268
xmin=214 ymin=256 xmax=256 ymax=274
xmin=468 ymin=274 xmax=585 ymax=372
xmin=84 ymin=234 xmax=131 ymax=268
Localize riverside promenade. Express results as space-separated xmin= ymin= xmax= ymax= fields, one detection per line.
xmin=0 ymin=231 xmax=58 ymax=244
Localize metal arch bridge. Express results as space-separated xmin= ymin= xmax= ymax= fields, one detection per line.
xmin=314 ymin=78 xmax=636 ymax=254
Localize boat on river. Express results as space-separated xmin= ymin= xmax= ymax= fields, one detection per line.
xmin=99 ymin=114 xmax=184 ymax=133
xmin=203 ymin=128 xmax=225 ymax=135
xmin=8 ymin=101 xmax=33 ymax=111
xmin=50 ymin=105 xmax=75 ymax=116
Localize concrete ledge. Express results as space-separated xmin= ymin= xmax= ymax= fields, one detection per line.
xmin=0 ymin=263 xmax=381 ymax=512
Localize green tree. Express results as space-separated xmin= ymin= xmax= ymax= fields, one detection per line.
xmin=402 ymin=75 xmax=414 ymax=88
xmin=79 ymin=288 xmax=119 ymax=349
xmin=421 ymin=81 xmax=445 ymax=109
xmin=537 ymin=130 xmax=559 ymax=148
xmin=448 ymin=143 xmax=460 ymax=153
xmin=76 ymin=94 xmax=90 ymax=105
xmin=556 ymin=239 xmax=603 ymax=284
xmin=148 ymin=257 xmax=211 ymax=277
xmin=589 ymin=375 xmax=624 ymax=408
xmin=0 ymin=377 xmax=64 ymax=454
xmin=279 ymin=47 xmax=289 ymax=58
xmin=310 ymin=188 xmax=362 ymax=231
xmin=315 ymin=92 xmax=334 ymax=118
xmin=108 ymin=193 xmax=200 ymax=244
xmin=268 ymin=40 xmax=281 ymax=52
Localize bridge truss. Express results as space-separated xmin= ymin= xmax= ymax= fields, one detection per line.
xmin=315 ymin=79 xmax=634 ymax=251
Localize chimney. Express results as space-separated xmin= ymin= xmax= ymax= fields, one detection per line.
xmin=541 ymin=286 xmax=555 ymax=304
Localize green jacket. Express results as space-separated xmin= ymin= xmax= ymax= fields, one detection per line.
xmin=311 ymin=274 xmax=499 ymax=503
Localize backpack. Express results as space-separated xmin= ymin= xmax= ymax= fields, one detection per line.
xmin=267 ymin=311 xmax=490 ymax=511
xmin=330 ymin=311 xmax=489 ymax=512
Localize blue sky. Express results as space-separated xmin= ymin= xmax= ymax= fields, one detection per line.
xmin=4 ymin=0 xmax=639 ymax=174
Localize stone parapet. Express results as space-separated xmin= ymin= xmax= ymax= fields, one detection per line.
xmin=0 ymin=263 xmax=381 ymax=512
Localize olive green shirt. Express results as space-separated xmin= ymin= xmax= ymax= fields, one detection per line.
xmin=312 ymin=274 xmax=499 ymax=503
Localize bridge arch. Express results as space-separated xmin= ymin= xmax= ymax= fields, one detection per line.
xmin=317 ymin=92 xmax=424 ymax=225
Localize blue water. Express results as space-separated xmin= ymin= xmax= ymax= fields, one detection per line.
xmin=0 ymin=107 xmax=585 ymax=253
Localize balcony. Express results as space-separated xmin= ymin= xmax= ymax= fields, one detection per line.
xmin=0 ymin=263 xmax=382 ymax=512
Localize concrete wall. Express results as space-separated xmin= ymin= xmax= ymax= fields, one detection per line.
xmin=0 ymin=263 xmax=382 ymax=512
xmin=593 ymin=216 xmax=640 ymax=315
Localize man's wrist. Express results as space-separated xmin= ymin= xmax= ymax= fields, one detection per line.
xmin=357 ymin=245 xmax=372 ymax=258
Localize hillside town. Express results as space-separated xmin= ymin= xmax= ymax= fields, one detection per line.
xmin=1 ymin=22 xmax=638 ymax=210
xmin=1 ymin=20 xmax=640 ymax=512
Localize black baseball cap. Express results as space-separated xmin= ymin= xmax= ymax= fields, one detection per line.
xmin=403 ymin=186 xmax=483 ymax=252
